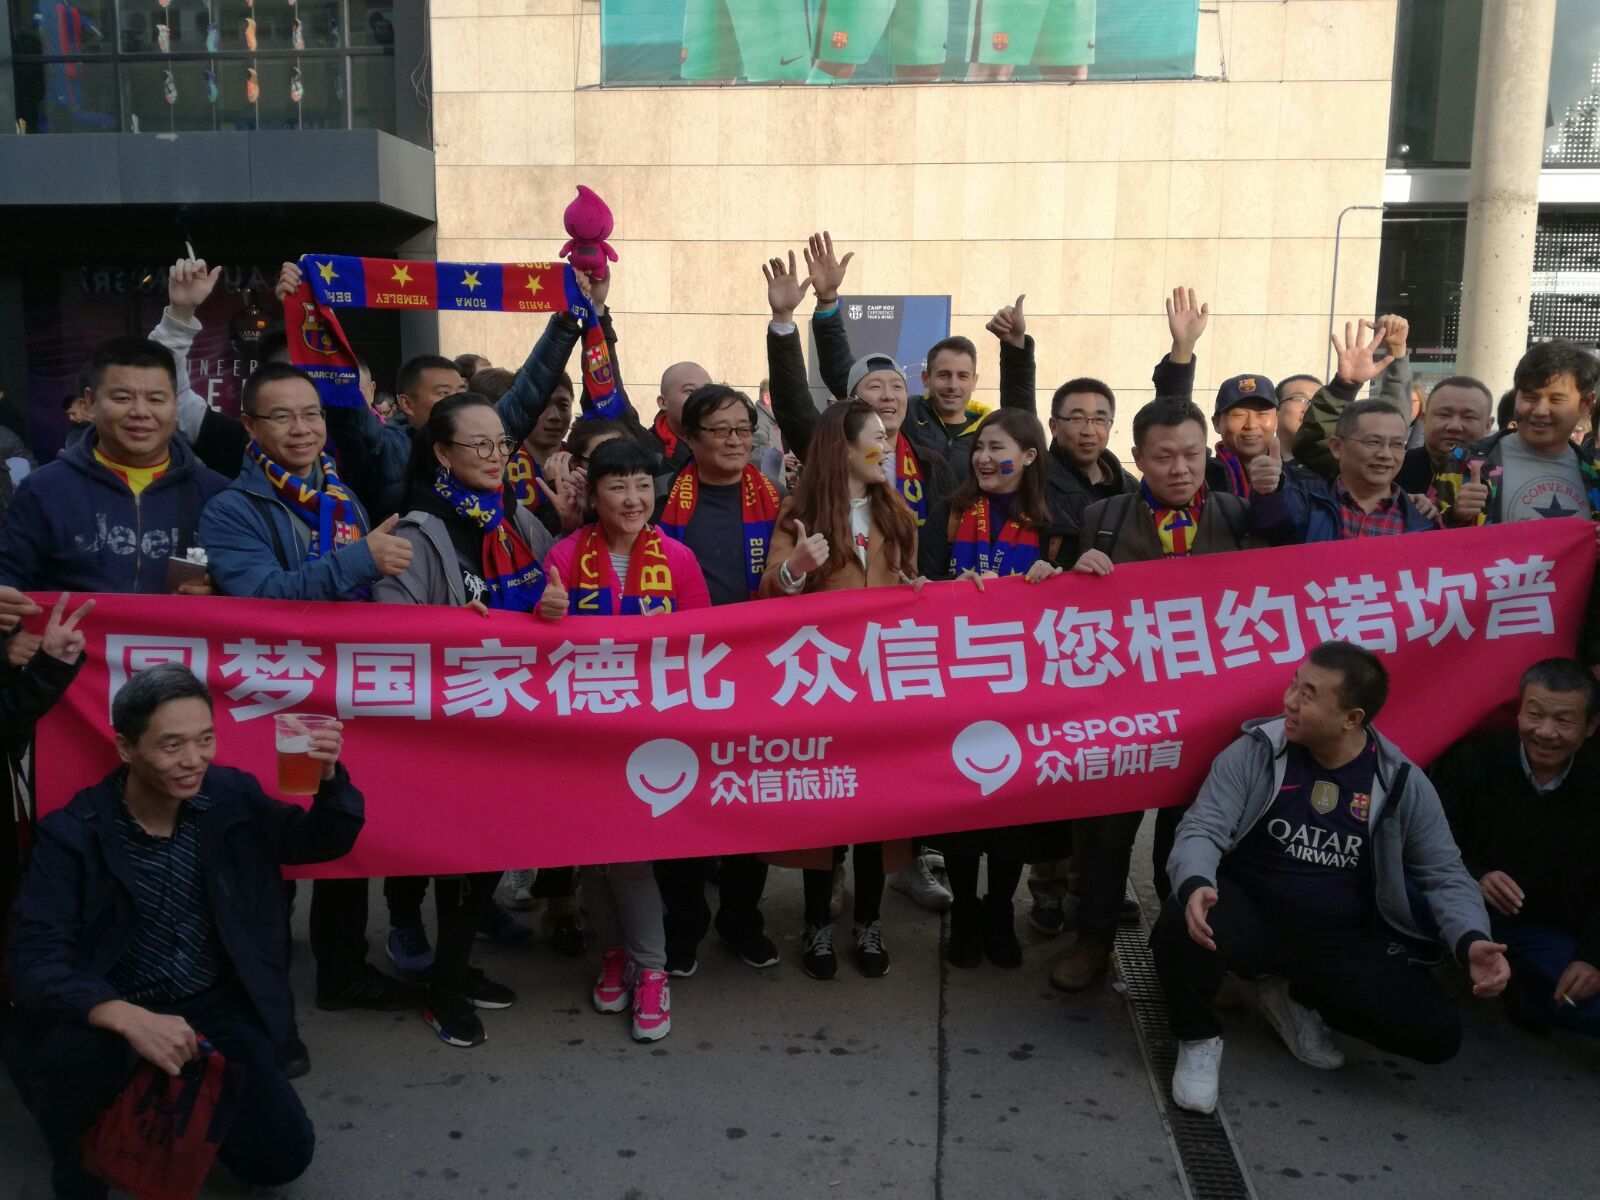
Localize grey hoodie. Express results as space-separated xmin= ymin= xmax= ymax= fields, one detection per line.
xmin=372 ymin=508 xmax=554 ymax=608
xmin=1168 ymin=717 xmax=1491 ymax=963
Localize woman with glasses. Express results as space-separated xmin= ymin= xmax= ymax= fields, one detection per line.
xmin=540 ymin=437 xmax=710 ymax=1043
xmin=759 ymin=399 xmax=923 ymax=982
xmin=938 ymin=408 xmax=1069 ymax=970
xmin=373 ymin=392 xmax=556 ymax=1049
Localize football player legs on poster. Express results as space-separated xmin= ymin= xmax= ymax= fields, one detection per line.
xmin=967 ymin=0 xmax=1096 ymax=81
xmin=811 ymin=0 xmax=948 ymax=82
xmin=680 ymin=0 xmax=812 ymax=82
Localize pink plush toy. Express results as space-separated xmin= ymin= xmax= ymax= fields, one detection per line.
xmin=560 ymin=185 xmax=618 ymax=282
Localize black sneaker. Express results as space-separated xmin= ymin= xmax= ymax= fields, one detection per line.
xmin=983 ymin=896 xmax=1023 ymax=969
xmin=665 ymin=952 xmax=700 ymax=978
xmin=476 ymin=905 xmax=533 ymax=947
xmin=461 ymin=967 xmax=516 ymax=1010
xmin=802 ymin=923 xmax=837 ymax=980
xmin=548 ymin=913 xmax=587 ymax=958
xmin=424 ymin=993 xmax=486 ymax=1048
xmin=1119 ymin=897 xmax=1142 ymax=925
xmin=316 ymin=965 xmax=421 ymax=1012
xmin=946 ymin=902 xmax=983 ymax=969
xmin=280 ymin=1036 xmax=311 ymax=1080
xmin=729 ymin=932 xmax=780 ymax=970
xmin=854 ymin=920 xmax=891 ymax=978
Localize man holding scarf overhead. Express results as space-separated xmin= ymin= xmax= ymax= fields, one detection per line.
xmin=199 ymin=362 xmax=421 ymax=1043
xmin=653 ymin=383 xmax=783 ymax=977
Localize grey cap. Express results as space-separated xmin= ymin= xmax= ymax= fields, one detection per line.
xmin=846 ymin=353 xmax=907 ymax=398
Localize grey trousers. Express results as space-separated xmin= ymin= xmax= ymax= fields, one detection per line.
xmin=584 ymin=862 xmax=666 ymax=970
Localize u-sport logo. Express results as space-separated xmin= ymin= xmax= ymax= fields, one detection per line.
xmin=626 ymin=739 xmax=700 ymax=818
xmin=951 ymin=721 xmax=1022 ymax=798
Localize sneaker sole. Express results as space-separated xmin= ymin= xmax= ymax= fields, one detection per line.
xmin=593 ymin=994 xmax=631 ymax=1014
xmin=632 ymin=1021 xmax=671 ymax=1042
xmin=858 ymin=961 xmax=891 ymax=979
xmin=740 ymin=953 xmax=780 ymax=969
xmin=466 ymin=996 xmax=516 ymax=1011
xmin=665 ymin=962 xmax=699 ymax=978
xmin=802 ymin=960 xmax=838 ymax=981
xmin=423 ymin=1011 xmax=486 ymax=1048
xmin=1171 ymin=1089 xmax=1216 ymax=1115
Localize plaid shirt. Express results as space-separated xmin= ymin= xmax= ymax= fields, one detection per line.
xmin=1336 ymin=480 xmax=1409 ymax=539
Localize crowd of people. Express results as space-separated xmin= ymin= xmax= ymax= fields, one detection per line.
xmin=1 ymin=230 xmax=1598 ymax=1197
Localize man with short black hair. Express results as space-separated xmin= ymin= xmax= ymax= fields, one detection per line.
xmin=4 ymin=664 xmax=363 ymax=1198
xmin=1275 ymin=374 xmax=1319 ymax=462
xmin=1154 ymin=643 xmax=1508 ymax=1115
xmin=1034 ymin=376 xmax=1137 ymax=550
xmin=453 ymin=352 xmax=490 ymax=382
xmin=1433 ymin=658 xmax=1600 ymax=1038
xmin=1048 ymin=396 xmax=1265 ymax=989
xmin=0 ymin=337 xmax=228 ymax=596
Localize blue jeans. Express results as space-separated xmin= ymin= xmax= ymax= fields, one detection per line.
xmin=1494 ymin=916 xmax=1600 ymax=1037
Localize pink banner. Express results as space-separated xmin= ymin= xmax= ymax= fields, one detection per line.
xmin=32 ymin=522 xmax=1595 ymax=878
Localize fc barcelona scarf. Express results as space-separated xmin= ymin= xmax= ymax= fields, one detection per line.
xmin=286 ymin=255 xmax=624 ymax=421
xmin=896 ymin=434 xmax=927 ymax=527
xmin=433 ymin=469 xmax=547 ymax=612
xmin=1214 ymin=445 xmax=1251 ymax=500
xmin=658 ymin=463 xmax=780 ymax=597
xmin=947 ymin=496 xmax=1040 ymax=577
xmin=652 ymin=412 xmax=681 ymax=462
xmin=506 ymin=447 xmax=547 ymax=513
xmin=569 ymin=523 xmax=677 ymax=615
xmin=246 ymin=441 xmax=365 ymax=561
xmin=1141 ymin=480 xmax=1206 ymax=557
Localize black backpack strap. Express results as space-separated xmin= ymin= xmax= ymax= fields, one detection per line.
xmin=1213 ymin=492 xmax=1251 ymax=548
xmin=1088 ymin=492 xmax=1136 ymax=560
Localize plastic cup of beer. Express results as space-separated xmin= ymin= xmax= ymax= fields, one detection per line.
xmin=274 ymin=713 xmax=336 ymax=796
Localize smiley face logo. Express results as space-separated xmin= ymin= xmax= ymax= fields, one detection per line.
xmin=626 ymin=739 xmax=699 ymax=818
xmin=951 ymin=721 xmax=1022 ymax=798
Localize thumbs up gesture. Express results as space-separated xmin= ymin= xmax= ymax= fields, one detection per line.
xmin=364 ymin=514 xmax=414 ymax=576
xmin=986 ymin=294 xmax=1027 ymax=349
xmin=538 ymin=565 xmax=569 ymax=621
xmin=786 ymin=518 xmax=830 ymax=577
xmin=1451 ymin=460 xmax=1490 ymax=525
xmin=1248 ymin=439 xmax=1283 ymax=495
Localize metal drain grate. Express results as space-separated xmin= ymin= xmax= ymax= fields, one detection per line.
xmin=1115 ymin=899 xmax=1258 ymax=1200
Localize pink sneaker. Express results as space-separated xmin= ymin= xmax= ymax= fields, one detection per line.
xmin=631 ymin=969 xmax=672 ymax=1042
xmin=592 ymin=947 xmax=631 ymax=1013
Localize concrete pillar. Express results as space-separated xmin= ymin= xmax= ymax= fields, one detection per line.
xmin=1456 ymin=0 xmax=1557 ymax=390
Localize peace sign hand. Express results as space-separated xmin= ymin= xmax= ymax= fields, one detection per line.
xmin=41 ymin=592 xmax=95 ymax=664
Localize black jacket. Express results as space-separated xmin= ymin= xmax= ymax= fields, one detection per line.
xmin=1432 ymin=731 xmax=1600 ymax=967
xmin=9 ymin=763 xmax=363 ymax=1047
xmin=1039 ymin=446 xmax=1138 ymax=543
xmin=765 ymin=322 xmax=953 ymax=580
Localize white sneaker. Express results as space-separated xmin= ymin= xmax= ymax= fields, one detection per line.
xmin=1256 ymin=978 xmax=1344 ymax=1070
xmin=889 ymin=855 xmax=954 ymax=913
xmin=1171 ymin=1037 xmax=1223 ymax=1114
xmin=501 ymin=869 xmax=536 ymax=911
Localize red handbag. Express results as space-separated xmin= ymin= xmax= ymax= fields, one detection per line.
xmin=82 ymin=1039 xmax=243 ymax=1200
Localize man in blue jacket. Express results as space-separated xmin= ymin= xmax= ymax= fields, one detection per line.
xmin=3 ymin=663 xmax=362 ymax=1199
xmin=1249 ymin=399 xmax=1440 ymax=544
xmin=0 ymin=337 xmax=228 ymax=597
xmin=199 ymin=362 xmax=417 ymax=1020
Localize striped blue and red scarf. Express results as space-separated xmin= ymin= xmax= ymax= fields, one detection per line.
xmin=247 ymin=441 xmax=366 ymax=561
xmin=569 ymin=523 xmax=677 ymax=614
xmin=432 ymin=468 xmax=546 ymax=612
xmin=658 ymin=462 xmax=780 ymax=597
xmin=947 ymin=495 xmax=1040 ymax=576
xmin=1140 ymin=480 xmax=1206 ymax=557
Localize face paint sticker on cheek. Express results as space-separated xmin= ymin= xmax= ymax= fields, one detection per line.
xmin=863 ymin=446 xmax=885 ymax=466
xmin=997 ymin=460 xmax=1016 ymax=476
xmin=625 ymin=739 xmax=700 ymax=818
xmin=951 ymin=721 xmax=1023 ymax=797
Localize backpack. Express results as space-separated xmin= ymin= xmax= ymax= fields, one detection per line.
xmin=1090 ymin=491 xmax=1250 ymax=559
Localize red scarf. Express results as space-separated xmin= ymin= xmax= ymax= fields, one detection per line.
xmin=1141 ymin=481 xmax=1207 ymax=557
xmin=658 ymin=463 xmax=779 ymax=597
xmin=569 ymin=524 xmax=677 ymax=614
xmin=947 ymin=496 xmax=1040 ymax=576
xmin=652 ymin=412 xmax=681 ymax=462
xmin=896 ymin=433 xmax=927 ymax=526
xmin=506 ymin=446 xmax=547 ymax=512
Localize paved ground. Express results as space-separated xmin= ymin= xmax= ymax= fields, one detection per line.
xmin=5 ymin=816 xmax=1599 ymax=1199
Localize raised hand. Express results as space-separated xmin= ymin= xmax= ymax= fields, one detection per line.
xmin=1185 ymin=886 xmax=1219 ymax=951
xmin=802 ymin=231 xmax=854 ymax=305
xmin=1248 ymin=438 xmax=1282 ymax=494
xmin=168 ymin=252 xmax=222 ymax=320
xmin=1166 ymin=286 xmax=1210 ymax=364
xmin=985 ymin=294 xmax=1027 ymax=349
xmin=786 ymin=518 xmax=830 ymax=577
xmin=1467 ymin=939 xmax=1510 ymax=998
xmin=538 ymin=475 xmax=584 ymax=533
xmin=1331 ymin=319 xmax=1390 ymax=386
xmin=538 ymin=566 xmax=569 ymax=622
xmin=1450 ymin=460 xmax=1490 ymax=525
xmin=1378 ymin=313 xmax=1410 ymax=361
xmin=364 ymin=514 xmax=414 ymax=577
xmin=39 ymin=592 xmax=94 ymax=664
xmin=763 ymin=251 xmax=812 ymax=324
xmin=575 ymin=268 xmax=610 ymax=314
xmin=274 ymin=260 xmax=303 ymax=303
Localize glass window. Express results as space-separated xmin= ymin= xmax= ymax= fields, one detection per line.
xmin=1545 ymin=3 xmax=1600 ymax=165
xmin=9 ymin=0 xmax=115 ymax=55
xmin=350 ymin=53 xmax=394 ymax=131
xmin=347 ymin=0 xmax=394 ymax=49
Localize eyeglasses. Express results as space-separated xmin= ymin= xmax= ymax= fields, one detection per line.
xmin=249 ymin=409 xmax=326 ymax=429
xmin=1347 ymin=437 xmax=1408 ymax=454
xmin=696 ymin=424 xmax=755 ymax=442
xmin=450 ymin=437 xmax=517 ymax=460
xmin=1053 ymin=414 xmax=1112 ymax=430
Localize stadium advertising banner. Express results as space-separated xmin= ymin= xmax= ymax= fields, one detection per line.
xmin=601 ymin=0 xmax=1199 ymax=86
xmin=806 ymin=294 xmax=952 ymax=407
